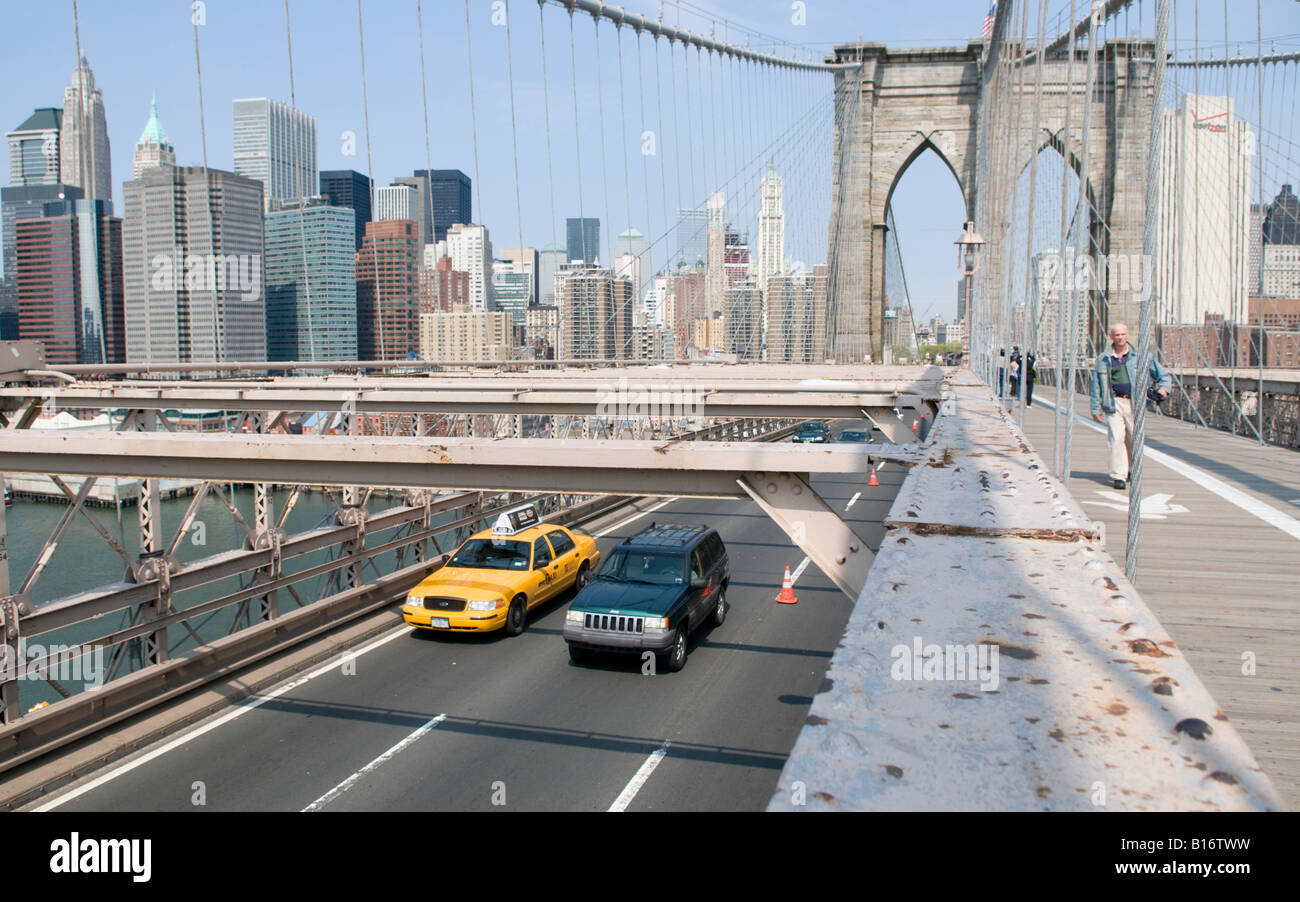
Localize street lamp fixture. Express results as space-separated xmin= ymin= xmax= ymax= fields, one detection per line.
xmin=955 ymin=220 xmax=985 ymax=276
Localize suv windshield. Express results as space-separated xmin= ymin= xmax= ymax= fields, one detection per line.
xmin=448 ymin=538 xmax=531 ymax=570
xmin=598 ymin=549 xmax=685 ymax=586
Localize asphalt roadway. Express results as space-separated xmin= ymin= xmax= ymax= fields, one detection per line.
xmin=36 ymin=422 xmax=894 ymax=812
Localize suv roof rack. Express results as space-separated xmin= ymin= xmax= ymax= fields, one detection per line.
xmin=624 ymin=522 xmax=710 ymax=548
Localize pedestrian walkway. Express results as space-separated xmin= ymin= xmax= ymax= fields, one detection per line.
xmin=1010 ymin=391 xmax=1300 ymax=809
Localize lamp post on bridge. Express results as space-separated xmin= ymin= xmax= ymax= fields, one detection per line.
xmin=955 ymin=221 xmax=985 ymax=373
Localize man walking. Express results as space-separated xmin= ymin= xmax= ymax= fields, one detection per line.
xmin=1090 ymin=323 xmax=1172 ymax=489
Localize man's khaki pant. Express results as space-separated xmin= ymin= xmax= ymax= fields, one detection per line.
xmin=1106 ymin=396 xmax=1135 ymax=481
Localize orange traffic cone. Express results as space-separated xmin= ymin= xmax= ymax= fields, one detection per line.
xmin=868 ymin=467 xmax=879 ymax=487
xmin=776 ymin=565 xmax=798 ymax=604
xmin=911 ymin=418 xmax=919 ymax=431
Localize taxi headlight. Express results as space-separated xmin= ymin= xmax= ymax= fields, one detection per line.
xmin=644 ymin=616 xmax=669 ymax=630
xmin=566 ymin=609 xmax=585 ymax=623
xmin=467 ymin=598 xmax=506 ymax=612
xmin=405 ymin=595 xmax=422 ymax=607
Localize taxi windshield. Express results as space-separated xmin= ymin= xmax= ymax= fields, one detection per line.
xmin=598 ymin=550 xmax=684 ymax=586
xmin=448 ymin=538 xmax=531 ymax=570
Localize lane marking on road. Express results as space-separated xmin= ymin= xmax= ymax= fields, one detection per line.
xmin=596 ymin=498 xmax=678 ymax=537
xmin=845 ymin=491 xmax=862 ymax=512
xmin=32 ymin=626 xmax=413 ymax=811
xmin=34 ymin=497 xmax=688 ymax=811
xmin=302 ymin=713 xmax=447 ymax=812
xmin=608 ymin=740 xmax=671 ymax=812
xmin=790 ymin=556 xmax=812 ymax=584
xmin=1037 ymin=398 xmax=1300 ymax=542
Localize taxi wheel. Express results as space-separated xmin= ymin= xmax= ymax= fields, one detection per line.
xmin=505 ymin=595 xmax=527 ymax=636
xmin=575 ymin=560 xmax=591 ymax=591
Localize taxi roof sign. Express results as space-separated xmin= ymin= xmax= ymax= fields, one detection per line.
xmin=491 ymin=502 xmax=541 ymax=537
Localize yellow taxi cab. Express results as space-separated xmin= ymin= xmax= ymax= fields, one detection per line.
xmin=402 ymin=503 xmax=600 ymax=636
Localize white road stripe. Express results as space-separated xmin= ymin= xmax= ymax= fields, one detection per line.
xmin=844 ymin=491 xmax=862 ymax=511
xmin=608 ymin=740 xmax=670 ymax=812
xmin=32 ymin=626 xmax=412 ymax=811
xmin=302 ymin=713 xmax=447 ymax=812
xmin=596 ymin=498 xmax=678 ymax=537
xmin=790 ymin=556 xmax=812 ymax=584
xmin=1037 ymin=398 xmax=1300 ymax=542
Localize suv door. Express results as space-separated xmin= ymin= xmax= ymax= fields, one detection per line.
xmin=688 ymin=546 xmax=711 ymax=624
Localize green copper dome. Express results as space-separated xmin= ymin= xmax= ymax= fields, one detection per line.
xmin=137 ymin=96 xmax=171 ymax=148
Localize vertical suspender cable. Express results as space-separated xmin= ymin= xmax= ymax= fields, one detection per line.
xmin=1053 ymin=0 xmax=1078 ymax=475
xmin=284 ymin=0 xmax=317 ymax=362
xmin=1017 ymin=0 xmax=1049 ymax=428
xmin=1126 ymin=0 xmax=1169 ymax=585
xmin=356 ymin=0 xmax=384 ymax=361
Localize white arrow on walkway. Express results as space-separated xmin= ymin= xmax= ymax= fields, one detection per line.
xmin=1081 ymin=491 xmax=1190 ymax=520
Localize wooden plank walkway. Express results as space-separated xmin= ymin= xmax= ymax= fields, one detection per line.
xmin=1011 ymin=392 xmax=1300 ymax=809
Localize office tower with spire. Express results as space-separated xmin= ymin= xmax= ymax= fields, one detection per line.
xmin=59 ymin=57 xmax=112 ymax=202
xmin=133 ymin=97 xmax=175 ymax=178
xmin=232 ymin=98 xmax=317 ymax=208
xmin=756 ymin=159 xmax=784 ymax=294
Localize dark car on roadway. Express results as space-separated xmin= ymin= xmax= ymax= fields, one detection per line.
xmin=836 ymin=429 xmax=870 ymax=443
xmin=792 ymin=421 xmax=830 ymax=443
xmin=562 ymin=523 xmax=729 ymax=672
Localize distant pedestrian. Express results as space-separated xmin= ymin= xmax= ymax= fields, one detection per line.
xmin=1090 ymin=323 xmax=1171 ymax=490
xmin=1024 ymin=351 xmax=1038 ymax=406
xmin=1008 ymin=353 xmax=1020 ymax=401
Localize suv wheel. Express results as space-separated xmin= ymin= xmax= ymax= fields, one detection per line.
xmin=659 ymin=624 xmax=688 ymax=673
xmin=504 ymin=596 xmax=527 ymax=636
xmin=575 ymin=560 xmax=591 ymax=592
xmin=712 ymin=588 xmax=726 ymax=627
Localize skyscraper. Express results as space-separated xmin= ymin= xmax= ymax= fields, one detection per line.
xmin=556 ymin=263 xmax=632 ymax=359
xmin=123 ymin=165 xmax=265 ymax=362
xmin=444 ymin=223 xmax=493 ymax=311
xmin=491 ymin=259 xmax=530 ymax=328
xmin=424 ymin=169 xmax=472 ymax=244
xmin=15 ymin=198 xmax=124 ymax=365
xmin=1155 ymin=93 xmax=1252 ymax=324
xmin=59 ymin=57 xmax=112 ymax=202
xmin=232 ymin=98 xmax=317 ymax=208
xmin=765 ymin=268 xmax=827 ymax=364
xmin=675 ymin=208 xmax=707 ymax=268
xmin=499 ymin=247 xmax=539 ymax=305
xmin=756 ymin=159 xmax=785 ymax=294
xmin=7 ymin=108 xmax=62 ymax=188
xmin=133 ymin=97 xmax=175 ymax=179
xmin=319 ymin=169 xmax=372 ymax=251
xmin=374 ymin=184 xmax=418 ymax=224
xmin=566 ymin=217 xmax=600 ymax=265
xmin=356 ymin=219 xmax=419 ymax=359
xmin=265 ymin=199 xmax=358 ymax=361
xmin=1 ymin=182 xmax=83 ymax=340
xmin=537 ymin=244 xmax=566 ymax=305
xmin=705 ymin=192 xmax=726 ymax=314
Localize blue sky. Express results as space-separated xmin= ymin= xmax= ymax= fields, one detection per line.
xmin=5 ymin=0 xmax=1297 ymax=324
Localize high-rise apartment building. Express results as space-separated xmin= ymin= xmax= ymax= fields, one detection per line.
xmin=566 ymin=217 xmax=600 ymax=265
xmin=705 ymin=192 xmax=726 ymax=314
xmin=232 ymin=98 xmax=317 ymax=207
xmin=1155 ymin=93 xmax=1252 ymax=323
xmin=756 ymin=159 xmax=784 ymax=294
xmin=133 ymin=97 xmax=175 ymax=179
xmin=319 ymin=169 xmax=372 ymax=251
xmin=418 ymin=309 xmax=515 ymax=361
xmin=123 ymin=165 xmax=265 ymax=362
xmin=724 ymin=283 xmax=762 ymax=360
xmin=264 ymin=198 xmax=357 ymax=361
xmin=765 ymin=267 xmax=827 ymax=363
xmin=356 ymin=219 xmax=419 ymax=359
xmin=444 ymin=223 xmax=493 ymax=311
xmin=15 ymin=198 xmax=124 ymax=365
xmin=419 ymin=255 xmax=470 ymax=313
xmin=59 ymin=57 xmax=112 ymax=202
xmin=556 ymin=264 xmax=632 ymax=359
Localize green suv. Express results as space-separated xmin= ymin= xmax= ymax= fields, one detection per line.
xmin=563 ymin=523 xmax=730 ymax=672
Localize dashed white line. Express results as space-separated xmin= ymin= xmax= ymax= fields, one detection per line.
xmin=596 ymin=498 xmax=678 ymax=537
xmin=32 ymin=626 xmax=413 ymax=811
xmin=303 ymin=713 xmax=447 ymax=812
xmin=845 ymin=491 xmax=862 ymax=511
xmin=790 ymin=556 xmax=812 ymax=584
xmin=1036 ymin=398 xmax=1300 ymax=542
xmin=608 ymin=741 xmax=671 ymax=812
